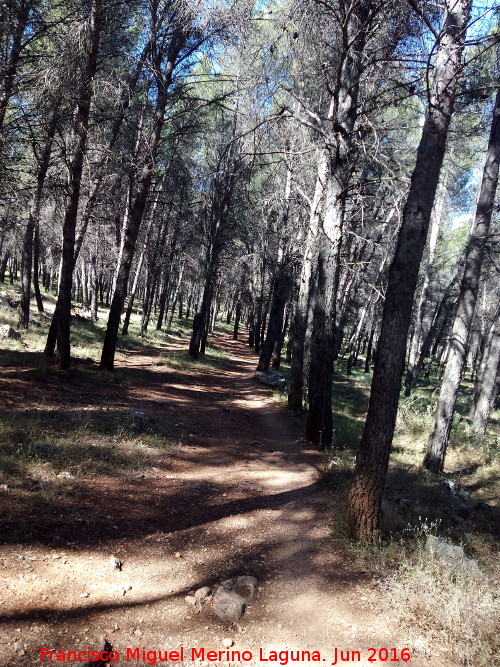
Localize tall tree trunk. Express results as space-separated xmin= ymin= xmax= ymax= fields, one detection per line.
xmin=19 ymin=115 xmax=57 ymax=327
xmin=100 ymin=28 xmax=187 ymax=370
xmin=306 ymin=175 xmax=344 ymax=447
xmin=305 ymin=0 xmax=375 ymax=445
xmin=404 ymin=172 xmax=447 ymax=394
xmin=166 ymin=260 xmax=185 ymax=331
xmin=288 ymin=148 xmax=328 ymax=410
xmin=33 ymin=220 xmax=44 ymax=313
xmin=45 ymin=1 xmax=103 ymax=367
xmin=346 ymin=0 xmax=472 ymax=541
xmin=423 ymin=90 xmax=500 ymax=470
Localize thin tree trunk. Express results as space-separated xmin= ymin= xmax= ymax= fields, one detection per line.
xmin=470 ymin=304 xmax=500 ymax=436
xmin=19 ymin=115 xmax=57 ymax=327
xmin=288 ymin=148 xmax=328 ymax=410
xmin=166 ymin=261 xmax=185 ymax=332
xmin=405 ymin=172 xmax=447 ymax=394
xmin=100 ymin=28 xmax=187 ymax=370
xmin=423 ymin=88 xmax=500 ymax=472
xmin=33 ymin=221 xmax=44 ymax=313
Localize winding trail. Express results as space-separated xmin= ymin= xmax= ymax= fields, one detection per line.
xmin=0 ymin=332 xmax=448 ymax=666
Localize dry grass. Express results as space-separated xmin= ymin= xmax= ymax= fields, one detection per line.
xmin=380 ymin=531 xmax=499 ymax=667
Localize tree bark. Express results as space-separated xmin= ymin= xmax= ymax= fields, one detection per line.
xmin=346 ymin=0 xmax=471 ymax=540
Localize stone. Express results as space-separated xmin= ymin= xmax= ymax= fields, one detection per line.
xmin=425 ymin=536 xmax=481 ymax=575
xmin=8 ymin=299 xmax=20 ymax=308
xmin=234 ymin=576 xmax=257 ymax=599
xmin=57 ymin=472 xmax=75 ymax=480
xmin=254 ymin=370 xmax=286 ymax=389
xmin=212 ymin=589 xmax=246 ymax=622
xmin=238 ymin=482 xmax=263 ymax=493
xmin=194 ymin=586 xmax=210 ymax=601
xmin=223 ymin=639 xmax=234 ymax=648
xmin=29 ymin=316 xmax=41 ymax=326
xmin=0 ymin=325 xmax=21 ymax=340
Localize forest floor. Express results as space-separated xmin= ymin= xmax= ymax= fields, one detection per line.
xmin=0 ymin=327 xmax=468 ymax=667
xmin=0 ymin=302 xmax=498 ymax=667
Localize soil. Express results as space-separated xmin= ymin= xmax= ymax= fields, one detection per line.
xmin=0 ymin=332 xmax=453 ymax=667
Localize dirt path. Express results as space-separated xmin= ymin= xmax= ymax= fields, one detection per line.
xmin=0 ymin=333 xmax=448 ymax=667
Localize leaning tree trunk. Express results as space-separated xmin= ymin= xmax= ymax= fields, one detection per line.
xmin=423 ymin=87 xmax=500 ymax=472
xmin=346 ymin=0 xmax=472 ymax=541
xmin=404 ymin=172 xmax=447 ymax=394
xmin=100 ymin=29 xmax=187 ymax=371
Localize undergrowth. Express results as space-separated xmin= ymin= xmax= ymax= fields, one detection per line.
xmin=322 ymin=356 xmax=500 ymax=667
